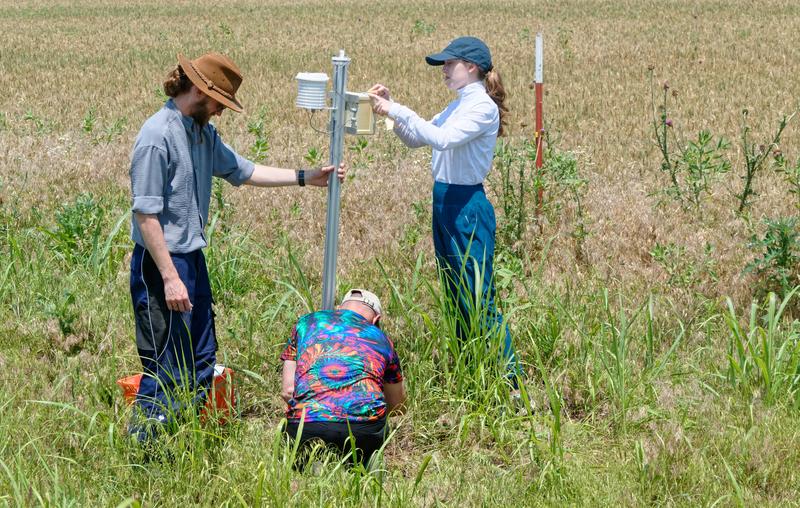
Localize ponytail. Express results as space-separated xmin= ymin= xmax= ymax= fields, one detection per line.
xmin=163 ymin=66 xmax=192 ymax=98
xmin=482 ymin=68 xmax=508 ymax=136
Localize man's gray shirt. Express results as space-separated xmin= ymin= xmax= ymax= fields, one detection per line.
xmin=129 ymin=99 xmax=255 ymax=253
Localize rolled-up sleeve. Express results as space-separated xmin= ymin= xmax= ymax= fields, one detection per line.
xmin=211 ymin=131 xmax=255 ymax=186
xmin=130 ymin=144 xmax=168 ymax=214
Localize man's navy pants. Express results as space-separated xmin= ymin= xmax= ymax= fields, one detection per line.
xmin=129 ymin=243 xmax=217 ymax=422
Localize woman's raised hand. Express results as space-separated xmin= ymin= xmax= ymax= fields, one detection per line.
xmin=367 ymin=83 xmax=391 ymax=100
xmin=367 ymin=84 xmax=393 ymax=117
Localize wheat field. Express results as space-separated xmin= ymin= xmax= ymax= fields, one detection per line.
xmin=2 ymin=0 xmax=800 ymax=506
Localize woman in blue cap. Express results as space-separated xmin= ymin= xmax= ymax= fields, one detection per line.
xmin=368 ymin=36 xmax=519 ymax=382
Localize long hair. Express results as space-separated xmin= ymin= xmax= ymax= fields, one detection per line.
xmin=163 ymin=65 xmax=192 ymax=98
xmin=480 ymin=68 xmax=508 ymax=137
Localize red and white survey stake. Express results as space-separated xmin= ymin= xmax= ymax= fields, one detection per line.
xmin=534 ymin=33 xmax=544 ymax=212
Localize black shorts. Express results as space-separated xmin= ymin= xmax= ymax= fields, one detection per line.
xmin=284 ymin=419 xmax=387 ymax=467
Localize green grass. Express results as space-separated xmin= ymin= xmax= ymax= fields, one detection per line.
xmin=2 ymin=193 xmax=800 ymax=504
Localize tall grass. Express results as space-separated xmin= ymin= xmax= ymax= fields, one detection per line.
xmin=724 ymin=288 xmax=800 ymax=406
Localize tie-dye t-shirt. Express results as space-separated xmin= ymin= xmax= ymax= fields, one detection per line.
xmin=280 ymin=309 xmax=404 ymax=423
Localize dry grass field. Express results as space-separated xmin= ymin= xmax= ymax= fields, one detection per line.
xmin=2 ymin=0 xmax=800 ymax=506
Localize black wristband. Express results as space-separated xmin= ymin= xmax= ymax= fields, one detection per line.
xmin=298 ymin=169 xmax=305 ymax=187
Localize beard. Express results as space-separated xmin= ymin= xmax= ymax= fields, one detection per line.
xmin=190 ymin=98 xmax=214 ymax=126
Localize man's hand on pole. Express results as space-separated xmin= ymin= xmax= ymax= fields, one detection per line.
xmin=306 ymin=162 xmax=347 ymax=187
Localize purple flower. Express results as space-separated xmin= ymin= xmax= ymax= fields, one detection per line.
xmin=665 ymin=118 xmax=673 ymax=127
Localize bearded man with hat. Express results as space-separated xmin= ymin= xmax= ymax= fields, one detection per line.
xmin=128 ymin=52 xmax=345 ymax=441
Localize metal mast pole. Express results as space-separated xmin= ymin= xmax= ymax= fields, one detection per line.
xmin=321 ymin=50 xmax=350 ymax=310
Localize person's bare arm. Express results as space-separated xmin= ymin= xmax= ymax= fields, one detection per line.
xmin=281 ymin=360 xmax=297 ymax=403
xmin=134 ymin=213 xmax=192 ymax=312
xmin=244 ymin=163 xmax=346 ymax=187
xmin=384 ymin=381 xmax=407 ymax=415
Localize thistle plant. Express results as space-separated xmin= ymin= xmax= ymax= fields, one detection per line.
xmin=735 ymin=110 xmax=793 ymax=214
xmin=650 ymin=71 xmax=730 ymax=208
xmin=773 ymin=151 xmax=800 ymax=211
xmin=745 ymin=216 xmax=800 ymax=297
xmin=541 ymin=143 xmax=590 ymax=262
xmin=492 ymin=139 xmax=531 ymax=256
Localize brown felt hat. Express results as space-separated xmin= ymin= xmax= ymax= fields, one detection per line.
xmin=177 ymin=52 xmax=244 ymax=112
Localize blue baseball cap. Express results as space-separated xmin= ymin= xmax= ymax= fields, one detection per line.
xmin=425 ymin=36 xmax=493 ymax=73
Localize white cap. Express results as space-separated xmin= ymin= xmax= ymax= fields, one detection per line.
xmin=341 ymin=288 xmax=382 ymax=315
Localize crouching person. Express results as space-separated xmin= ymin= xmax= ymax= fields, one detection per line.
xmin=280 ymin=289 xmax=406 ymax=467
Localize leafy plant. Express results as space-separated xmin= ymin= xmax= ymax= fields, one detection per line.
xmin=773 ymin=152 xmax=800 ymax=211
xmin=650 ymin=73 xmax=730 ymax=208
xmin=399 ymin=199 xmax=429 ymax=251
xmin=304 ymin=146 xmax=324 ymax=167
xmin=348 ymin=136 xmax=373 ymax=171
xmin=490 ymin=138 xmax=589 ymax=261
xmin=542 ymin=143 xmax=590 ymax=261
xmin=82 ymin=107 xmax=97 ymax=134
xmin=23 ymin=109 xmax=49 ymax=135
xmin=154 ymin=85 xmax=169 ymax=103
xmin=745 ymin=216 xmax=800 ymax=297
xmin=42 ymin=193 xmax=129 ymax=274
xmin=218 ymin=22 xmax=233 ymax=37
xmin=247 ymin=106 xmax=270 ymax=162
xmin=45 ymin=194 xmax=105 ymax=265
xmin=411 ymin=19 xmax=436 ymax=38
xmin=94 ymin=116 xmax=127 ymax=144
xmin=557 ymin=27 xmax=574 ymax=62
xmin=650 ymin=242 xmax=718 ymax=290
xmin=735 ymin=110 xmax=792 ymax=214
xmin=491 ymin=139 xmax=532 ymax=257
xmin=44 ymin=290 xmax=78 ymax=337
xmin=680 ymin=130 xmax=731 ymax=207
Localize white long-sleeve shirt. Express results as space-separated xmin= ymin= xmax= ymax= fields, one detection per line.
xmin=388 ymin=81 xmax=499 ymax=186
